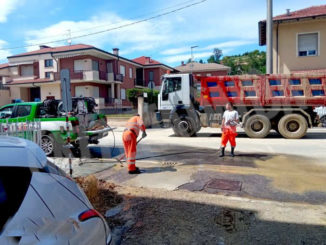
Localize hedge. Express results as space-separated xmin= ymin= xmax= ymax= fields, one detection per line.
xmin=126 ymin=88 xmax=159 ymax=107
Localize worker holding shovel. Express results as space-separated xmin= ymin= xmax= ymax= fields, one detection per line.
xmin=220 ymin=102 xmax=239 ymax=157
xmin=122 ymin=114 xmax=147 ymax=174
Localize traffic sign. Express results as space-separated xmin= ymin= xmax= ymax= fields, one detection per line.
xmin=60 ymin=69 xmax=72 ymax=112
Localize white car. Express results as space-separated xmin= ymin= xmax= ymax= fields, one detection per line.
xmin=0 ymin=137 xmax=112 ymax=245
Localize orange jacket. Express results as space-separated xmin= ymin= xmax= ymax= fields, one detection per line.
xmin=125 ymin=116 xmax=146 ymax=137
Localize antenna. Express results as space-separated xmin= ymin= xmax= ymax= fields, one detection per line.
xmin=67 ymin=29 xmax=72 ymax=45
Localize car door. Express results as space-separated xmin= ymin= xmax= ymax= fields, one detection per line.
xmin=11 ymin=105 xmax=33 ymax=122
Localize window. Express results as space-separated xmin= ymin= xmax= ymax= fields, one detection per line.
xmin=129 ymin=68 xmax=133 ymax=79
xmin=206 ymin=73 xmax=211 ymax=77
xmin=107 ymin=63 xmax=113 ymax=73
xmin=92 ymin=60 xmax=99 ymax=71
xmin=21 ymin=65 xmax=33 ymax=77
xmin=149 ymin=71 xmax=154 ymax=82
xmin=74 ymin=60 xmax=84 ymax=71
xmin=272 ymin=90 xmax=284 ymax=97
xmin=298 ymin=33 xmax=318 ymax=57
xmin=269 ymin=80 xmax=281 ymax=86
xmin=209 ymin=92 xmax=220 ymax=97
xmin=44 ymin=59 xmax=53 ymax=67
xmin=163 ymin=77 xmax=182 ymax=94
xmin=312 ymin=90 xmax=325 ymax=96
xmin=292 ymin=90 xmax=304 ymax=96
xmin=242 ymin=80 xmax=253 ymax=86
xmin=227 ymin=91 xmax=237 ymax=97
xmin=0 ymin=106 xmax=14 ymax=119
xmin=245 ymin=91 xmax=256 ymax=97
xmin=289 ymin=79 xmax=301 ymax=85
xmin=224 ymin=81 xmax=235 ymax=87
xmin=45 ymin=72 xmax=51 ymax=78
xmin=207 ymin=82 xmax=217 ymax=87
xmin=120 ymin=65 xmax=126 ymax=76
xmin=16 ymin=105 xmax=31 ymax=117
xmin=121 ymin=89 xmax=126 ymax=100
xmin=309 ymin=78 xmax=322 ymax=85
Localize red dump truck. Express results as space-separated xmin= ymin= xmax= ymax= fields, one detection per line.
xmin=157 ymin=73 xmax=326 ymax=139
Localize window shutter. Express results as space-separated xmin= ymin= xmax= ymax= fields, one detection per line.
xmin=298 ymin=33 xmax=318 ymax=54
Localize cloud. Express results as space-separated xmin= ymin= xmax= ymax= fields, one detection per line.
xmin=162 ymin=51 xmax=212 ymax=64
xmin=0 ymin=40 xmax=12 ymax=62
xmin=0 ymin=0 xmax=20 ymax=23
xmin=24 ymin=12 xmax=173 ymax=53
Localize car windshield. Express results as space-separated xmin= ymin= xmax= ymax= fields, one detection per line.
xmin=0 ymin=167 xmax=32 ymax=233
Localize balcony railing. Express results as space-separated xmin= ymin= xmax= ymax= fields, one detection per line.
xmin=54 ymin=71 xmax=83 ymax=80
xmin=54 ymin=70 xmax=124 ymax=82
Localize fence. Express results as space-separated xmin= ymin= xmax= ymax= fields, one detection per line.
xmin=0 ymin=120 xmax=42 ymax=145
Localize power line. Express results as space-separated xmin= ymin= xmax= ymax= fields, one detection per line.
xmin=1 ymin=0 xmax=207 ymax=51
xmin=23 ymin=0 xmax=200 ymax=44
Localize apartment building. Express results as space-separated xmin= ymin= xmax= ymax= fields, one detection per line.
xmin=1 ymin=44 xmax=147 ymax=109
xmin=132 ymin=56 xmax=175 ymax=89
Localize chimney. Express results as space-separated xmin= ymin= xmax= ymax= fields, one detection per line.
xmin=39 ymin=45 xmax=51 ymax=49
xmin=112 ymin=48 xmax=119 ymax=56
xmin=286 ymin=9 xmax=291 ymax=16
xmin=145 ymin=56 xmax=151 ymax=64
xmin=181 ymin=61 xmax=185 ymax=66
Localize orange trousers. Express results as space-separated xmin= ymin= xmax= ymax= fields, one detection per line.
xmin=122 ymin=130 xmax=137 ymax=171
xmin=221 ymin=127 xmax=237 ymax=147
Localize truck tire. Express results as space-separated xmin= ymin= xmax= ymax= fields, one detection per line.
xmin=278 ymin=114 xmax=308 ymax=139
xmin=172 ymin=116 xmax=196 ymax=137
xmin=244 ymin=115 xmax=271 ymax=138
xmin=320 ymin=115 xmax=326 ymax=128
xmin=41 ymin=134 xmax=56 ymax=157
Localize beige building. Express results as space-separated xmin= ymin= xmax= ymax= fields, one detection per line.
xmin=259 ymin=5 xmax=326 ymax=74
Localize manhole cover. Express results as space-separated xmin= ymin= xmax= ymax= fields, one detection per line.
xmin=205 ymin=179 xmax=242 ymax=191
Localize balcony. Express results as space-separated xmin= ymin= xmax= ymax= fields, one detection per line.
xmin=107 ymin=73 xmax=123 ymax=82
xmin=54 ymin=70 xmax=100 ymax=81
xmin=135 ymin=78 xmax=145 ymax=87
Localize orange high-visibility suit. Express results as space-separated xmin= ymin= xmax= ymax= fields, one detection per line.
xmin=221 ymin=126 xmax=237 ymax=147
xmin=122 ymin=116 xmax=146 ymax=171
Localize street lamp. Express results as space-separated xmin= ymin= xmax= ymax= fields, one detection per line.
xmin=190 ymin=45 xmax=198 ymax=74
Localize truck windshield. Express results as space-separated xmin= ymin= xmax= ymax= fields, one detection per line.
xmin=162 ymin=77 xmax=182 ymax=94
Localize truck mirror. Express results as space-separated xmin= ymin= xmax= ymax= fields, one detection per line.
xmin=162 ymin=92 xmax=169 ymax=101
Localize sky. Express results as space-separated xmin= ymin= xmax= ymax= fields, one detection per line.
xmin=0 ymin=0 xmax=325 ymax=67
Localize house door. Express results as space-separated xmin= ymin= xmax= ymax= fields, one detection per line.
xmin=30 ymin=87 xmax=40 ymax=102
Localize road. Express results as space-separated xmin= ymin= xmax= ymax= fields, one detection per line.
xmin=54 ymin=127 xmax=326 ymax=244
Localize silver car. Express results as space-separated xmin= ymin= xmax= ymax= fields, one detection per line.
xmin=0 ymin=137 xmax=112 ymax=245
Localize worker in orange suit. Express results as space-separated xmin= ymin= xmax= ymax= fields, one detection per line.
xmin=220 ymin=102 xmax=239 ymax=157
xmin=123 ymin=114 xmax=147 ymax=174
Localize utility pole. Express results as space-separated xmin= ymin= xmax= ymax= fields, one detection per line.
xmin=190 ymin=45 xmax=198 ymax=74
xmin=266 ymin=0 xmax=273 ymax=74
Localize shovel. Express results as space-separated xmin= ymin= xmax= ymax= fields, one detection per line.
xmin=116 ymin=136 xmax=145 ymax=167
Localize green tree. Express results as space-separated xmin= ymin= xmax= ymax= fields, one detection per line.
xmin=207 ymin=48 xmax=223 ymax=64
xmin=221 ymin=50 xmax=266 ymax=75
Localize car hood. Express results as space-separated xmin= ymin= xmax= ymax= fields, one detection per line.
xmin=0 ymin=137 xmax=47 ymax=169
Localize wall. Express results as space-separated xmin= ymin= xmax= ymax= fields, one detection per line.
xmin=0 ymin=90 xmax=10 ymax=106
xmin=40 ymin=83 xmax=61 ymax=100
xmin=144 ymin=67 xmax=167 ymax=88
xmin=273 ymin=18 xmax=326 ymax=74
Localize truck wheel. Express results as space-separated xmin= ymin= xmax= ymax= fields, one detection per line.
xmin=41 ymin=134 xmax=56 ymax=157
xmin=320 ymin=116 xmax=326 ymax=128
xmin=244 ymin=115 xmax=271 ymax=138
xmin=172 ymin=116 xmax=196 ymax=137
xmin=278 ymin=114 xmax=307 ymax=139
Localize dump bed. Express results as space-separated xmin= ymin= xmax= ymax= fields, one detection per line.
xmin=199 ymin=74 xmax=326 ymax=107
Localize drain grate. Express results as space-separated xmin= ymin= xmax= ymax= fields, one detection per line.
xmin=205 ymin=179 xmax=242 ymax=192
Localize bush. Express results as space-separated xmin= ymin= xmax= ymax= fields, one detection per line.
xmin=127 ymin=88 xmax=159 ymax=107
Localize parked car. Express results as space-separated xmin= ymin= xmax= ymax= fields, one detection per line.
xmin=0 ymin=97 xmax=111 ymax=156
xmin=0 ymin=136 xmax=112 ymax=244
xmin=314 ymin=106 xmax=326 ymax=127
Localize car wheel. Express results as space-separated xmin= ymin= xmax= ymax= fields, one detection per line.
xmin=172 ymin=116 xmax=196 ymax=137
xmin=244 ymin=114 xmax=271 ymax=138
xmin=41 ymin=134 xmax=56 ymax=156
xmin=278 ymin=114 xmax=308 ymax=139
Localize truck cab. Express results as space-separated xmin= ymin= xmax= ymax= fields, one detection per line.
xmin=157 ymin=74 xmax=201 ymax=136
